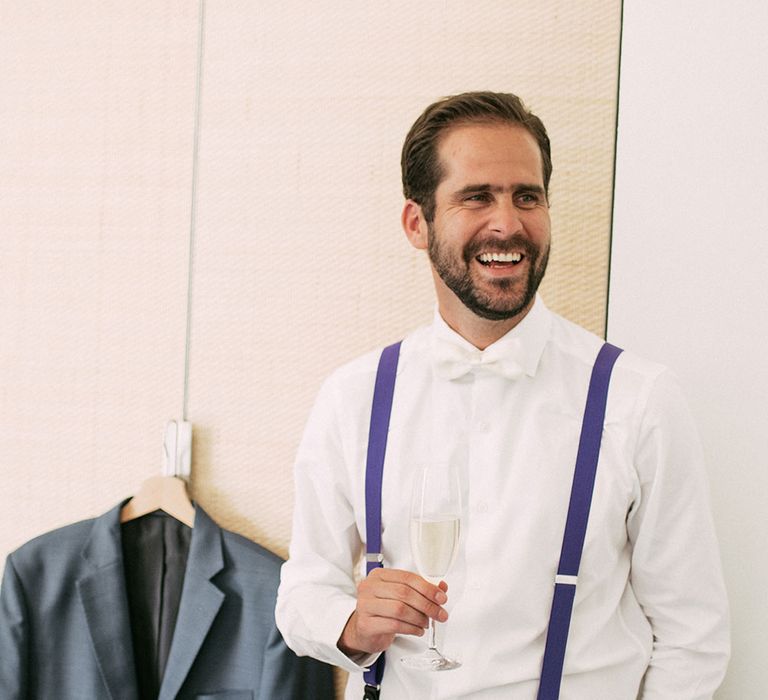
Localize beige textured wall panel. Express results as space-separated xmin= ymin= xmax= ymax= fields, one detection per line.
xmin=2 ymin=2 xmax=619 ymax=694
xmin=0 ymin=1 xmax=198 ymax=556
xmin=187 ymin=0 xmax=621 ymax=560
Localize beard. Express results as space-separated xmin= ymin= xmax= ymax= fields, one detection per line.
xmin=427 ymin=223 xmax=549 ymax=321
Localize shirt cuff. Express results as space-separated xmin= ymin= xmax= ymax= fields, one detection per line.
xmin=345 ymin=649 xmax=382 ymax=670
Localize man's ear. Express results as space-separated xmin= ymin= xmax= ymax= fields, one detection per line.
xmin=402 ymin=199 xmax=429 ymax=251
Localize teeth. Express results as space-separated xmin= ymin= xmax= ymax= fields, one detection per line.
xmin=478 ymin=252 xmax=522 ymax=263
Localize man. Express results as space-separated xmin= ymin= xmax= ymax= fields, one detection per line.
xmin=275 ymin=92 xmax=729 ymax=698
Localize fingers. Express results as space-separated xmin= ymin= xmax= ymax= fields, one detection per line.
xmin=362 ymin=585 xmax=430 ymax=629
xmin=338 ymin=607 xmax=424 ymax=657
xmin=363 ymin=569 xmax=449 ymax=623
xmin=370 ymin=567 xmax=448 ymax=601
xmin=353 ymin=606 xmax=427 ymax=642
xmin=337 ymin=568 xmax=451 ymax=656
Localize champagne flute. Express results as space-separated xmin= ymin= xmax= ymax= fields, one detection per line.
xmin=401 ymin=463 xmax=461 ymax=671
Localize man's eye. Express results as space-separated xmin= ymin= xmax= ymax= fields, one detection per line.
xmin=465 ymin=193 xmax=490 ymax=203
xmin=516 ymin=193 xmax=541 ymax=208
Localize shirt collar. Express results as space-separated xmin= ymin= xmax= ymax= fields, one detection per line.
xmin=430 ymin=295 xmax=551 ymax=378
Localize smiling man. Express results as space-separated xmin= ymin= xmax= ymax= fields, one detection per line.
xmin=403 ymin=120 xmax=551 ymax=348
xmin=276 ymin=92 xmax=729 ymax=699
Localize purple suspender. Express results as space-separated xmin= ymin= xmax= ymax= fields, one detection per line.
xmin=537 ymin=341 xmax=623 ymax=699
xmin=363 ymin=342 xmax=401 ymax=698
xmin=363 ymin=340 xmax=622 ymax=700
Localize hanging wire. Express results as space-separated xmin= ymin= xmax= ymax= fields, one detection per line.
xmin=182 ymin=0 xmax=206 ymax=421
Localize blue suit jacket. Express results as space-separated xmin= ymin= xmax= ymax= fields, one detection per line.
xmin=0 ymin=502 xmax=335 ymax=699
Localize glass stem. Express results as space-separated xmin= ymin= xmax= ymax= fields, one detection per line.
xmin=428 ymin=618 xmax=438 ymax=651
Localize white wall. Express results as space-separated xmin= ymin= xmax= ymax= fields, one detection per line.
xmin=609 ymin=2 xmax=768 ymax=697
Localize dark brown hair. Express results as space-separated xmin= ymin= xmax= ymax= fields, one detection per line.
xmin=401 ymin=91 xmax=552 ymax=221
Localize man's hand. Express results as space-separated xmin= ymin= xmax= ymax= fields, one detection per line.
xmin=337 ymin=568 xmax=449 ymax=657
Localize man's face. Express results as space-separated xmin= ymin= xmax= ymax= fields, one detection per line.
xmin=426 ymin=122 xmax=551 ymax=322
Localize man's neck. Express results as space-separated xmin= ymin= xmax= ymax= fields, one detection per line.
xmin=437 ymin=298 xmax=534 ymax=350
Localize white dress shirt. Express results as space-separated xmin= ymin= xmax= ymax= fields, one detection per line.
xmin=276 ymin=297 xmax=729 ymax=699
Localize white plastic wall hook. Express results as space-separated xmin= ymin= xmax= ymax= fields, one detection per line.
xmin=161 ymin=420 xmax=192 ymax=481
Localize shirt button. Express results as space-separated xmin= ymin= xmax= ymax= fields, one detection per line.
xmin=475 ymin=501 xmax=488 ymax=514
xmin=476 ymin=420 xmax=490 ymax=433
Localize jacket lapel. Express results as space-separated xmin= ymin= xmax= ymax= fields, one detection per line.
xmin=76 ymin=502 xmax=139 ymax=700
xmin=158 ymin=506 xmax=226 ymax=700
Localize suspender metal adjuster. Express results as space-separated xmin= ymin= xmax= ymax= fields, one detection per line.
xmin=554 ymin=574 xmax=578 ymax=586
xmin=365 ymin=553 xmax=383 ymax=563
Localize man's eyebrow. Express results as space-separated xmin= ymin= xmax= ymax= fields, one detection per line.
xmin=453 ymin=183 xmax=546 ymax=196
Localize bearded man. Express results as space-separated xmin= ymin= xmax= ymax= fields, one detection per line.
xmin=276 ymin=91 xmax=729 ymax=700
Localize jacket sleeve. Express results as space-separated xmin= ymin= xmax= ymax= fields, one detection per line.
xmin=0 ymin=554 xmax=29 ymax=700
xmin=257 ymin=623 xmax=336 ymax=699
xmin=627 ymin=370 xmax=730 ymax=698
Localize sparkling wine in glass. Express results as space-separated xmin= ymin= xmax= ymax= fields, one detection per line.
xmin=401 ymin=464 xmax=461 ymax=671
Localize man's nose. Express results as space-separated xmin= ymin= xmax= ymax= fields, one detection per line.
xmin=488 ymin=199 xmax=523 ymax=235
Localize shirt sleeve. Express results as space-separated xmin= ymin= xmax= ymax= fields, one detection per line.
xmin=0 ymin=554 xmax=28 ymax=700
xmin=275 ymin=375 xmax=379 ymax=674
xmin=627 ymin=369 xmax=730 ymax=698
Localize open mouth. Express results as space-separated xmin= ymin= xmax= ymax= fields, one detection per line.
xmin=476 ymin=252 xmax=524 ymax=267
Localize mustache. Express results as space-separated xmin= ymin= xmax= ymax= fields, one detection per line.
xmin=462 ymin=234 xmax=540 ymax=264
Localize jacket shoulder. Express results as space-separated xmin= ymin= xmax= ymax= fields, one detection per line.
xmin=8 ymin=517 xmax=96 ymax=564
xmin=219 ymin=528 xmax=284 ymax=578
xmin=4 ymin=516 xmax=99 ymax=590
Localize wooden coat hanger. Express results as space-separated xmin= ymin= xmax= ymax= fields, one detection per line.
xmin=120 ymin=420 xmax=195 ymax=528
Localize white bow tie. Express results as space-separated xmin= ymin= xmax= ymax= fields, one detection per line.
xmin=431 ymin=336 xmax=525 ymax=381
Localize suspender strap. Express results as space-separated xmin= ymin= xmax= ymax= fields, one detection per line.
xmin=537 ymin=342 xmax=623 ymax=700
xmin=363 ymin=341 xmax=402 ymax=695
xmin=362 ymin=340 xmax=621 ymax=697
